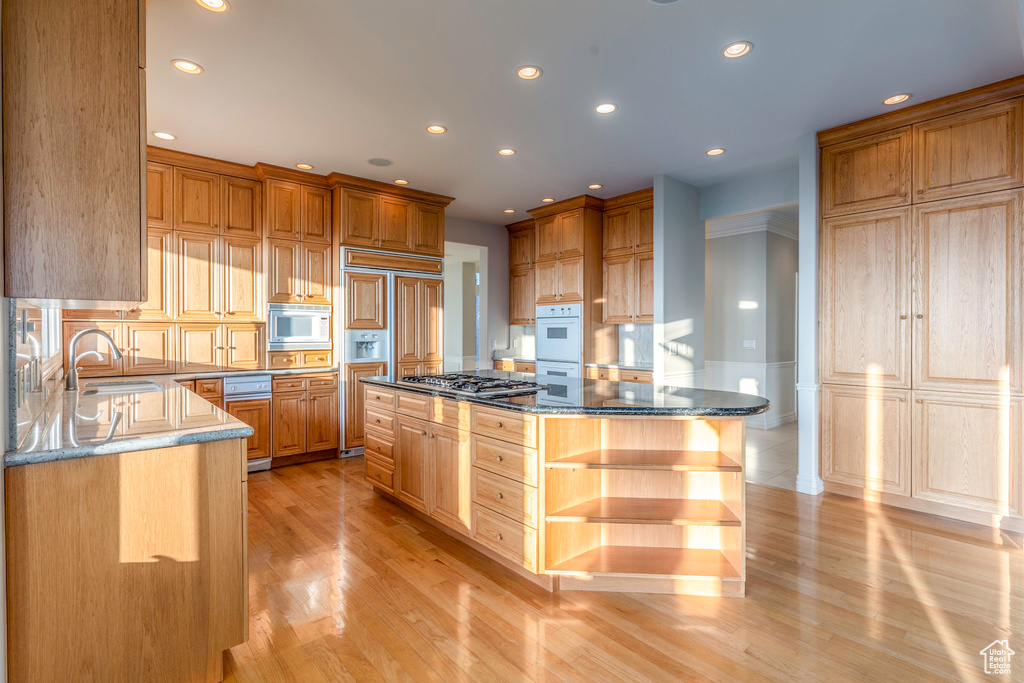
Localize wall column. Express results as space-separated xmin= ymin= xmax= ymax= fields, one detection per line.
xmin=653 ymin=175 xmax=704 ymax=388
xmin=796 ymin=132 xmax=824 ymax=495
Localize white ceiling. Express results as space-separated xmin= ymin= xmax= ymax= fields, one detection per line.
xmin=147 ymin=0 xmax=1024 ymax=223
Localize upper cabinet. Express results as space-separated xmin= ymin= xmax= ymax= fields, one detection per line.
xmin=301 ymin=186 xmax=332 ymax=243
xmin=601 ymin=191 xmax=654 ymax=324
xmin=222 ymin=177 xmax=262 ymax=238
xmin=821 ymin=127 xmax=912 ymax=217
xmin=265 ymin=179 xmax=302 ymax=240
xmin=507 ymin=220 xmax=536 ymax=325
xmin=147 ymin=163 xmax=174 ymax=230
xmin=4 ymin=0 xmax=147 ymax=302
xmin=174 ymin=168 xmax=221 ymax=233
xmin=345 ymin=272 xmax=386 ymax=330
xmin=333 ymin=177 xmax=453 ymax=257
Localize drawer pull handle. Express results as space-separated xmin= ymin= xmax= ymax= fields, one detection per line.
xmin=375 ymin=419 xmax=381 ymax=424
xmin=496 ymin=492 xmax=504 ymax=499
xmin=421 ymin=430 xmax=427 ymax=436
xmin=899 ymin=315 xmax=907 ymax=320
xmin=495 ymin=455 xmax=504 ymax=462
xmin=495 ymin=533 xmax=503 ymax=541
xmin=916 ymin=314 xmax=923 ymax=319
xmin=495 ymin=421 xmax=504 ymax=428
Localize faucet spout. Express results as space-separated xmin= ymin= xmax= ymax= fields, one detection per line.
xmin=66 ymin=329 xmax=122 ymax=391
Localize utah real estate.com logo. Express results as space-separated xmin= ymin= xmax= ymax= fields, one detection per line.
xmin=980 ymin=640 xmax=1014 ymax=675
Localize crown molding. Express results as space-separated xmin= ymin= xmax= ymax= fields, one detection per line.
xmin=146 ymin=146 xmax=260 ymax=179
xmin=326 ymin=172 xmax=455 ymax=206
xmin=705 ymin=209 xmax=798 ymax=241
xmin=255 ymin=162 xmax=330 ymax=187
xmin=505 ymin=218 xmax=535 ymax=232
xmin=602 ymin=187 xmax=654 ymax=211
xmin=527 ymin=194 xmax=605 ymax=218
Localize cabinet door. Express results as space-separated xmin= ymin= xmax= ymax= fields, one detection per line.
xmin=267 ymin=239 xmax=301 ymax=304
xmin=265 ymin=179 xmax=301 ymax=240
xmin=221 ymin=176 xmax=262 ymax=238
xmin=339 ymin=188 xmax=378 ymax=248
xmin=558 ymin=209 xmax=585 ymax=259
xmin=412 ymin=203 xmax=444 ymax=257
xmin=177 ymin=324 xmax=222 ymax=372
xmin=344 ymin=362 xmax=387 ymax=448
xmin=395 ymin=416 xmax=431 ymax=514
xmin=913 ymin=98 xmax=1024 ymax=203
xmin=821 ymin=384 xmax=911 ymax=495
xmin=300 ymin=186 xmax=332 ymax=243
xmin=430 ymin=423 xmax=471 ymax=535
xmin=509 ymin=267 xmax=535 ymax=325
xmin=223 ymin=237 xmax=263 ymax=320
xmin=820 ymin=208 xmax=912 ymax=388
xmin=174 ymin=168 xmax=220 ymax=232
xmin=62 ymin=321 xmax=124 ymax=377
xmin=225 ymin=398 xmax=271 ymax=461
xmin=535 ymin=260 xmax=559 ymax=305
xmin=421 ymin=279 xmax=444 ymax=370
xmin=602 ymin=254 xmax=634 ymax=323
xmin=307 ymin=389 xmax=340 ymax=452
xmin=345 ymin=272 xmax=386 ymax=330
xmin=602 ymin=206 xmax=634 ymax=257
xmin=224 ymin=324 xmax=265 ymax=371
xmin=509 ymin=228 xmax=534 ymax=270
xmin=124 ymin=229 xmax=174 ymax=320
xmin=272 ymin=391 xmax=307 ymax=457
xmin=636 ymin=200 xmax=654 ymax=252
xmin=123 ymin=322 xmax=175 ymax=375
xmin=635 ymin=251 xmax=654 ymax=323
xmin=557 ymin=256 xmax=584 ymax=303
xmin=821 ymin=127 xmax=912 ymax=217
xmin=300 ymin=242 xmax=332 ymax=306
xmin=146 ymin=162 xmax=173 ymax=230
xmin=379 ymin=196 xmax=414 ymax=253
xmin=913 ymin=191 xmax=1022 ymax=394
xmin=176 ymin=232 xmax=220 ymax=320
xmin=535 ymin=216 xmax=559 ymax=261
xmin=912 ymin=391 xmax=1022 ymax=516
xmin=395 ymin=277 xmax=422 ymax=367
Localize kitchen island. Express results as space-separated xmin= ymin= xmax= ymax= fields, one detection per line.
xmin=360 ymin=371 xmax=769 ymax=596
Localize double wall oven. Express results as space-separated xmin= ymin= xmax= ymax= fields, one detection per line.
xmin=535 ymin=303 xmax=583 ymax=377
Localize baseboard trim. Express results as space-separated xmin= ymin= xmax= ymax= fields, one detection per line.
xmin=272 ymin=448 xmax=338 ymax=469
xmin=761 ymin=410 xmax=797 ymax=429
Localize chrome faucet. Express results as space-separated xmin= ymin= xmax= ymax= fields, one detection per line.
xmin=66 ymin=329 xmax=122 ymax=391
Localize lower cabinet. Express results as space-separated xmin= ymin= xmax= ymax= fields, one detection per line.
xmin=395 ymin=415 xmax=432 ymax=514
xmin=585 ymin=366 xmax=654 ymax=384
xmin=343 ymin=362 xmax=388 ymax=448
xmin=307 ymin=389 xmax=340 ymax=452
xmin=271 ymin=372 xmax=340 ymax=461
xmin=272 ymin=392 xmax=308 ymax=457
xmin=430 ymin=422 xmax=472 ymax=535
xmin=63 ymin=320 xmax=176 ymax=377
xmin=178 ymin=323 xmax=266 ymax=372
xmin=225 ymin=397 xmax=272 ymax=462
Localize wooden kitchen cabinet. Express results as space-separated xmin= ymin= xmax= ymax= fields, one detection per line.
xmin=338 ymin=187 xmax=379 ymax=248
xmin=147 ymin=162 xmax=174 ymax=230
xmin=395 ymin=415 xmax=432 ymax=514
xmin=62 ymin=321 xmax=125 ymax=377
xmin=821 ymin=127 xmax=912 ymax=217
xmin=536 ymin=258 xmax=583 ymax=305
xmin=413 ymin=203 xmax=445 ymax=257
xmin=535 ymin=216 xmax=560 ymax=262
xmin=226 ymin=398 xmax=272 ymax=461
xmin=123 ymin=322 xmax=176 ymax=375
xmin=123 ymin=228 xmax=175 ymax=320
xmin=344 ymin=362 xmax=388 ymax=448
xmin=271 ymin=372 xmax=339 ymax=461
xmin=509 ymin=268 xmax=535 ymax=324
xmin=174 ymin=168 xmax=220 ymax=233
xmin=422 ymin=279 xmax=444 ymax=370
xmin=177 ymin=324 xmax=221 ymax=373
xmin=602 ymin=206 xmax=635 ymax=257
xmin=635 ymin=251 xmax=654 ymax=323
xmin=534 ymin=260 xmax=558 ymax=305
xmin=223 ymin=237 xmax=263 ymax=320
xmin=307 ymin=389 xmax=340 ymax=452
xmin=268 ymin=239 xmax=300 ymax=304
xmin=345 ymin=272 xmax=386 ymax=329
xmin=431 ymin=422 xmax=471 ymax=535
xmin=301 ymin=242 xmax=333 ymax=306
xmin=395 ymin=276 xmax=444 ymax=375
xmin=4 ymin=0 xmax=148 ymax=302
xmin=300 ymin=185 xmax=332 ymax=243
xmin=224 ymin=324 xmax=265 ymax=370
xmin=272 ymin=392 xmax=307 ymax=457
xmin=557 ymin=209 xmax=585 ymax=258
xmin=509 ymin=225 xmax=535 ymax=269
xmin=334 ymin=179 xmax=452 ymax=256
xmin=913 ymin=98 xmax=1024 ymax=203
xmin=221 ymin=176 xmax=262 ymax=238
xmin=601 ymin=191 xmax=655 ymax=324
xmin=379 ymin=196 xmax=414 ymax=252
xmin=602 ymin=254 xmax=634 ymax=324
xmin=176 ymin=232 xmax=220 ymax=320
xmin=265 ymin=179 xmax=301 ymax=240
xmin=636 ymin=201 xmax=654 ymax=252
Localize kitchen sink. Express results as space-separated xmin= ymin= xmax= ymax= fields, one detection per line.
xmin=81 ymin=381 xmax=164 ymax=396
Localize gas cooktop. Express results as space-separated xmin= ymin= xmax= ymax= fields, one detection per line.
xmin=399 ymin=373 xmax=546 ymax=397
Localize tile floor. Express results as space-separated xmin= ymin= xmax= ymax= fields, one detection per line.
xmin=745 ymin=420 xmax=799 ymax=490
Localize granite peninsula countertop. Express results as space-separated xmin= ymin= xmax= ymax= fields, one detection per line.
xmin=361 ymin=370 xmax=770 ymax=417
xmin=6 ymin=376 xmax=254 ymax=467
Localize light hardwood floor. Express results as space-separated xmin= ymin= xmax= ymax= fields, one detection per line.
xmin=226 ymin=457 xmax=1022 ymax=682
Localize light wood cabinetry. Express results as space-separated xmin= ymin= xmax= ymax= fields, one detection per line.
xmin=123 ymin=322 xmax=176 ymax=375
xmin=226 ymin=398 xmax=272 ymax=462
xmin=300 ymin=186 xmax=332 ymax=243
xmin=412 ymin=203 xmax=445 ymax=257
xmin=535 ymin=210 xmax=585 ymax=262
xmin=395 ymin=276 xmax=444 ymax=376
xmin=817 ymin=80 xmax=1024 ymax=529
xmin=272 ymin=391 xmax=307 ymax=457
xmin=268 ymin=239 xmax=300 ymax=304
xmin=264 ymin=182 xmax=333 ymax=305
xmin=147 ymin=162 xmax=174 ymax=230
xmin=602 ymin=254 xmax=634 ymax=324
xmin=344 ymin=362 xmax=388 ymax=448
xmin=507 ymin=220 xmax=537 ymax=324
xmin=223 ymin=237 xmax=264 ymax=320
xmin=396 ymin=415 xmax=432 ymax=513
xmin=307 ymin=388 xmax=340 ymax=452
xmin=345 ymin=272 xmax=386 ymax=329
xmin=124 ymin=228 xmax=175 ymax=320
xmin=177 ymin=323 xmax=265 ymax=372
xmin=271 ymin=372 xmax=339 ymax=461
xmin=584 ymin=366 xmax=654 ymax=384
xmin=176 ymin=231 xmax=219 ymax=320
xmin=334 ymin=179 xmax=452 ymax=257
xmin=4 ymin=0 xmax=148 ymax=302
xmin=175 ymin=168 xmax=220 ymax=233
xmin=265 ymin=179 xmax=301 ymax=240
xmin=221 ymin=176 xmax=262 ymax=238
xmin=601 ymin=192 xmax=654 ymax=324
xmin=62 ymin=320 xmax=125 ymax=377
xmin=337 ymin=188 xmax=379 ymax=248
xmin=5 ymin=439 xmax=247 ymax=682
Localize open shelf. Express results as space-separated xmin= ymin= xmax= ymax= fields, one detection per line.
xmin=546 ymin=497 xmax=740 ymax=526
xmin=544 ymin=449 xmax=741 ymax=472
xmin=546 ymin=546 xmax=741 ymax=580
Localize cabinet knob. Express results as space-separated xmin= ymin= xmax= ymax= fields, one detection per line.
xmin=495 ymin=533 xmax=503 ymax=541
xmin=916 ymin=399 xmax=923 ymax=404
xmin=375 ymin=419 xmax=381 ymax=424
xmin=420 ymin=430 xmax=427 ymax=436
xmin=899 ymin=315 xmax=907 ymax=320
xmin=917 ymin=190 xmax=924 ymax=195
xmin=495 ymin=455 xmax=504 ymax=462
xmin=916 ymin=314 xmax=924 ymax=319
xmin=495 ymin=421 xmax=504 ymax=428
xmin=496 ymin=492 xmax=504 ymax=499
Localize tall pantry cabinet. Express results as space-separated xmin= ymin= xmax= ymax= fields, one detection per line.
xmin=818 ymin=80 xmax=1024 ymax=529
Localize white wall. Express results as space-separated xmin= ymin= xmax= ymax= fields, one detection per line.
xmin=445 ymin=217 xmax=509 ymax=364
xmin=700 ymin=164 xmax=799 ymax=221
xmin=705 ymin=232 xmax=768 ymax=363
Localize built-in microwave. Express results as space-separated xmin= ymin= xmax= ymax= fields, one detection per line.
xmin=267 ymin=303 xmax=332 ymax=350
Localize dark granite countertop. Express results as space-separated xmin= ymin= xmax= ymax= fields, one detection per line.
xmin=360 ymin=370 xmax=770 ymax=417
xmin=585 ymin=362 xmax=655 ymax=371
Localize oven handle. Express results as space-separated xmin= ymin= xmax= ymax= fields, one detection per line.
xmin=224 ymin=393 xmax=272 ymax=402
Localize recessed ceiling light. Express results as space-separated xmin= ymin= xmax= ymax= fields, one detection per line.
xmin=883 ymin=93 xmax=912 ymax=105
xmin=647 ymin=0 xmax=682 ymax=4
xmin=722 ymin=41 xmax=752 ymax=58
xmin=296 ymin=163 xmax=313 ymax=170
xmin=152 ymin=131 xmax=176 ymax=141
xmin=516 ymin=65 xmax=542 ymax=80
xmin=394 ymin=179 xmax=409 ymax=185
xmin=368 ymin=158 xmax=392 ymax=167
xmin=595 ymin=103 xmax=617 ymax=114
xmin=171 ymin=59 xmax=204 ymax=75
xmin=504 ymin=209 xmax=516 ymax=214
xmin=194 ymin=0 xmax=229 ymax=10
xmin=706 ymin=148 xmax=726 ymax=156
xmin=588 ymin=184 xmax=603 ymax=190
xmin=542 ymin=198 xmax=555 ymax=203
xmin=498 ymin=148 xmax=516 ymax=156
xmin=426 ymin=124 xmax=447 ymax=134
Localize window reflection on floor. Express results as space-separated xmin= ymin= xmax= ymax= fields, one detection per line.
xmin=744 ymin=420 xmax=798 ymax=489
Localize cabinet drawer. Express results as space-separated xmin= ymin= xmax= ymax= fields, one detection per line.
xmin=365 ymin=386 xmax=396 ymax=411
xmin=365 ymin=408 xmax=395 ymax=435
xmin=365 ymin=454 xmax=394 ymax=494
xmin=306 ymin=373 xmax=338 ymax=390
xmin=470 ymin=405 xmax=537 ymax=448
xmin=434 ymin=398 xmax=467 ymax=429
xmin=301 ymin=351 xmax=333 ymax=368
xmin=621 ymin=370 xmax=653 ymax=384
xmin=195 ymin=378 xmax=223 ymax=398
xmin=494 ymin=360 xmax=515 ymax=372
xmin=514 ymin=362 xmax=535 ymax=374
xmin=470 ymin=434 xmax=538 ymax=487
xmin=268 ymin=351 xmax=302 ymax=370
xmin=364 ymin=428 xmax=394 ymax=461
xmin=472 ymin=469 xmax=538 ymax=529
xmin=471 ymin=505 xmax=537 ymax=573
xmin=397 ymin=392 xmax=433 ymax=420
xmin=272 ymin=376 xmax=306 ymax=392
